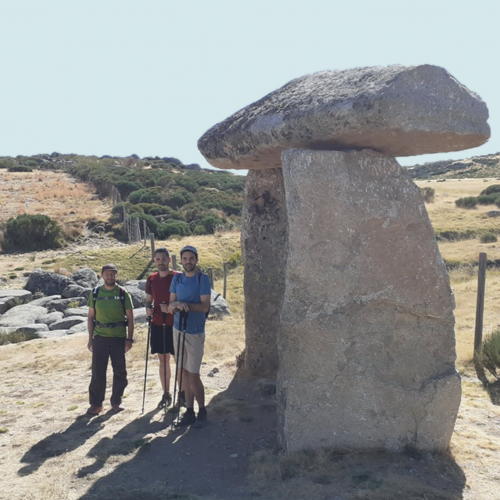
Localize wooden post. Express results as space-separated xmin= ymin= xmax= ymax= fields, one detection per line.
xmin=150 ymin=233 xmax=155 ymax=260
xmin=223 ymin=262 xmax=227 ymax=299
xmin=172 ymin=254 xmax=178 ymax=271
xmin=474 ymin=252 xmax=487 ymax=356
xmin=206 ymin=268 xmax=214 ymax=289
xmin=143 ymin=220 xmax=147 ymax=247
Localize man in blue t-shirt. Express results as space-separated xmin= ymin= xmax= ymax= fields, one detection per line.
xmin=169 ymin=245 xmax=211 ymax=427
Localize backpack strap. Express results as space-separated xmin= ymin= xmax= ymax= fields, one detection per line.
xmin=93 ymin=285 xmax=128 ymax=329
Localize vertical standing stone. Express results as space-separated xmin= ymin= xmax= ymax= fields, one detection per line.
xmin=277 ymin=148 xmax=461 ymax=453
xmin=241 ymin=169 xmax=287 ymax=377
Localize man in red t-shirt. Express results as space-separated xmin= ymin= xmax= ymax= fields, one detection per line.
xmin=146 ymin=247 xmax=179 ymax=408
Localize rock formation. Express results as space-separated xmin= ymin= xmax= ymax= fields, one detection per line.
xmin=198 ymin=64 xmax=490 ymax=452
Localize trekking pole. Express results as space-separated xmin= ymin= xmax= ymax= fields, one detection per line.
xmin=171 ymin=310 xmax=188 ymax=429
xmin=141 ymin=316 xmax=152 ymax=414
xmin=171 ymin=321 xmax=182 ymax=430
xmin=162 ymin=304 xmax=167 ymax=419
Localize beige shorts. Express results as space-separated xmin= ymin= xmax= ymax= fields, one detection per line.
xmin=173 ymin=327 xmax=205 ymax=374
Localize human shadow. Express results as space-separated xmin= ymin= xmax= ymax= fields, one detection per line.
xmin=77 ymin=371 xmax=278 ymax=500
xmin=473 ymin=359 xmax=500 ymax=405
xmin=77 ymin=408 xmax=164 ymax=478
xmin=18 ymin=411 xmax=114 ymax=476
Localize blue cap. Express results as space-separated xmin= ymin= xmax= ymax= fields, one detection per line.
xmin=180 ymin=245 xmax=198 ymax=258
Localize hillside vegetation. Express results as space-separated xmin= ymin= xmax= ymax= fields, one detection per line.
xmin=0 ymin=152 xmax=246 ymax=248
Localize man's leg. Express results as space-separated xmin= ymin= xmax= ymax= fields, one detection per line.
xmin=109 ymin=337 xmax=128 ymax=406
xmin=158 ymin=353 xmax=172 ymax=393
xmin=89 ymin=335 xmax=109 ymax=408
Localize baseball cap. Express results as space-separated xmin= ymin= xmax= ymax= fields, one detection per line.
xmin=101 ymin=263 xmax=118 ymax=273
xmin=180 ymin=245 xmax=198 ymax=258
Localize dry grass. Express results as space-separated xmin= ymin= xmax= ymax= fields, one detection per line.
xmin=0 ymin=169 xmax=111 ymax=247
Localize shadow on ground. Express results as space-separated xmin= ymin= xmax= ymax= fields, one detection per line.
xmin=76 ymin=373 xmax=277 ymax=500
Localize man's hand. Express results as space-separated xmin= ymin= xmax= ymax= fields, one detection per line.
xmin=125 ymin=339 xmax=133 ymax=353
xmin=87 ymin=339 xmax=93 ymax=352
xmin=146 ymin=307 xmax=153 ymax=317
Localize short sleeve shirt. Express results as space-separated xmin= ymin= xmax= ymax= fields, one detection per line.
xmin=170 ymin=272 xmax=211 ymax=334
xmin=146 ymin=271 xmax=179 ymax=326
xmin=88 ymin=285 xmax=133 ymax=338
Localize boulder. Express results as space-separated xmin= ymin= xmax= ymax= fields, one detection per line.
xmin=124 ymin=285 xmax=146 ymax=308
xmin=25 ymin=270 xmax=73 ymax=296
xmin=38 ymin=330 xmax=71 ymax=339
xmin=241 ymin=169 xmax=287 ymax=377
xmin=36 ymin=311 xmax=64 ymax=326
xmin=0 ymin=304 xmax=48 ymax=328
xmin=198 ymin=65 xmax=490 ymax=170
xmin=49 ymin=316 xmax=86 ymax=331
xmin=0 ymin=289 xmax=33 ymax=314
xmin=277 ymin=148 xmax=461 ymax=453
xmin=48 ymin=297 xmax=87 ymax=312
xmin=125 ymin=280 xmax=147 ymax=291
xmin=209 ymin=290 xmax=231 ymax=319
xmin=67 ymin=321 xmax=88 ymax=334
xmin=70 ymin=268 xmax=98 ymax=288
xmin=61 ymin=284 xmax=87 ymax=298
xmin=30 ymin=295 xmax=62 ymax=307
xmin=133 ymin=308 xmax=148 ymax=325
xmin=63 ymin=307 xmax=89 ymax=317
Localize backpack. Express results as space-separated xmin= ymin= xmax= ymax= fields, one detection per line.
xmin=92 ymin=285 xmax=128 ymax=328
xmin=173 ymin=271 xmax=212 ymax=319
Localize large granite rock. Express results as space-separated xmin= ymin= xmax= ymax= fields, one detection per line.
xmin=0 ymin=304 xmax=48 ymax=328
xmin=25 ymin=270 xmax=73 ymax=296
xmin=277 ymin=148 xmax=461 ymax=453
xmin=0 ymin=290 xmax=33 ymax=314
xmin=70 ymin=268 xmax=98 ymax=288
xmin=241 ymin=169 xmax=287 ymax=377
xmin=198 ymin=65 xmax=490 ymax=170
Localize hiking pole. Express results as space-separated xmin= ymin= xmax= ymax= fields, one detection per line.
xmin=171 ymin=310 xmax=188 ymax=429
xmin=141 ymin=316 xmax=152 ymax=414
xmin=162 ymin=304 xmax=167 ymax=419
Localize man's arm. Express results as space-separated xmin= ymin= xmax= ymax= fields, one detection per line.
xmin=87 ymin=308 xmax=95 ymax=352
xmin=167 ymin=292 xmax=178 ymax=314
xmin=125 ymin=309 xmax=134 ymax=352
xmin=145 ymin=292 xmax=153 ymax=317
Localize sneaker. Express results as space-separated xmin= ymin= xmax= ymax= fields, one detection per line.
xmin=158 ymin=392 xmax=172 ymax=409
xmin=86 ymin=405 xmax=103 ymax=416
xmin=193 ymin=410 xmax=207 ymax=429
xmin=111 ymin=404 xmax=125 ymax=413
xmin=174 ymin=409 xmax=196 ymax=427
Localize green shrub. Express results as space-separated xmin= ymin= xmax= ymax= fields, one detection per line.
xmin=420 ymin=187 xmax=435 ymax=203
xmin=480 ymin=232 xmax=498 ymax=243
xmin=480 ymin=184 xmax=500 ymax=196
xmin=156 ymin=221 xmax=191 ymax=239
xmin=475 ymin=329 xmax=500 ymax=379
xmin=4 ymin=214 xmax=63 ymax=251
xmin=0 ymin=158 xmax=15 ymax=169
xmin=477 ymin=194 xmax=500 ymax=205
xmin=8 ymin=165 xmax=32 ymax=172
xmin=455 ymin=196 xmax=478 ymax=209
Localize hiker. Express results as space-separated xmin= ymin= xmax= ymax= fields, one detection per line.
xmin=168 ymin=245 xmax=211 ymax=427
xmin=145 ymin=247 xmax=180 ymax=409
xmin=86 ymin=263 xmax=134 ymax=416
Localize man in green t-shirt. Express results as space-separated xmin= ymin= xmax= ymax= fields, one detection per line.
xmin=86 ymin=263 xmax=134 ymax=416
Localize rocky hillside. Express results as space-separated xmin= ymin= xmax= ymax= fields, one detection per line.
xmin=407 ymin=152 xmax=500 ymax=179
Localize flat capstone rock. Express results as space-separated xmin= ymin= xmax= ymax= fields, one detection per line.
xmin=198 ymin=64 xmax=490 ymax=169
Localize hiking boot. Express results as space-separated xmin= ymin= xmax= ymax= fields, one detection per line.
xmin=193 ymin=409 xmax=208 ymax=429
xmin=174 ymin=409 xmax=196 ymax=427
xmin=111 ymin=404 xmax=125 ymax=413
xmin=86 ymin=405 xmax=103 ymax=416
xmin=158 ymin=392 xmax=172 ymax=409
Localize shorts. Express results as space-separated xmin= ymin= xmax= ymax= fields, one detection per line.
xmin=150 ymin=325 xmax=174 ymax=355
xmin=173 ymin=327 xmax=205 ymax=374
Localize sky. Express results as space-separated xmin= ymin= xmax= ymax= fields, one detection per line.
xmin=1 ymin=0 xmax=499 ymax=176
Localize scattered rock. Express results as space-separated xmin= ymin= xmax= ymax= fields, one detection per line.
xmin=36 ymin=311 xmax=65 ymax=326
xmin=63 ymin=307 xmax=89 ymax=317
xmin=70 ymin=268 xmax=98 ymax=288
xmin=25 ymin=269 xmax=73 ymax=296
xmin=61 ymin=284 xmax=87 ymax=298
xmin=49 ymin=316 xmax=86 ymax=331
xmin=0 ymin=304 xmax=48 ymax=328
xmin=0 ymin=290 xmax=33 ymax=314
xmin=124 ymin=285 xmax=146 ymax=308
xmin=210 ymin=291 xmax=231 ymax=319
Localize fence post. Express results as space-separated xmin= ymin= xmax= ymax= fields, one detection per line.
xmin=150 ymin=233 xmax=155 ymax=260
xmin=172 ymin=254 xmax=177 ymax=271
xmin=474 ymin=252 xmax=487 ymax=356
xmin=143 ymin=220 xmax=147 ymax=247
xmin=206 ymin=268 xmax=214 ymax=289
xmin=223 ymin=262 xmax=227 ymax=299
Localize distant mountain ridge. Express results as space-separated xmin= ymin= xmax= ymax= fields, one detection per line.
xmin=406 ymin=152 xmax=500 ymax=179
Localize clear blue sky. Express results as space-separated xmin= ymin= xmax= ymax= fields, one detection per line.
xmin=1 ymin=0 xmax=498 ymax=175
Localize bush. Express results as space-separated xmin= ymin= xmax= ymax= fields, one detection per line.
xmin=156 ymin=221 xmax=191 ymax=239
xmin=4 ymin=214 xmax=63 ymax=251
xmin=455 ymin=196 xmax=478 ymax=209
xmin=477 ymin=194 xmax=500 ymax=205
xmin=8 ymin=165 xmax=32 ymax=172
xmin=0 ymin=158 xmax=15 ymax=169
xmin=480 ymin=184 xmax=500 ymax=196
xmin=480 ymin=232 xmax=498 ymax=243
xmin=420 ymin=187 xmax=435 ymax=203
xmin=475 ymin=329 xmax=500 ymax=379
